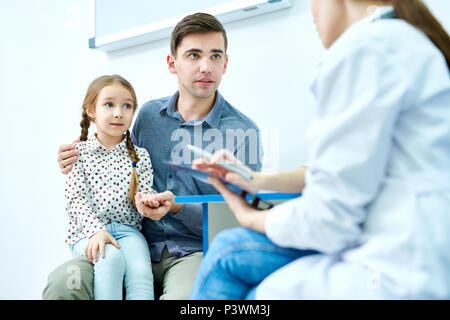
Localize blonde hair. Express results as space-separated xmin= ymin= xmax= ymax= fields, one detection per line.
xmin=80 ymin=74 xmax=140 ymax=205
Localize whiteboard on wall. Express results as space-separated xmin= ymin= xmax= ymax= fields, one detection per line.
xmin=89 ymin=0 xmax=293 ymax=52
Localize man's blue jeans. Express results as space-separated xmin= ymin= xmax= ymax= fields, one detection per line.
xmin=190 ymin=227 xmax=318 ymax=300
xmin=71 ymin=222 xmax=154 ymax=300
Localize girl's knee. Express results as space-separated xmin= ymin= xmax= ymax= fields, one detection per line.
xmin=95 ymin=244 xmax=125 ymax=271
xmin=127 ymin=259 xmax=153 ymax=279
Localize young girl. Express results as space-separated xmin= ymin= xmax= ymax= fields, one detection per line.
xmin=65 ymin=74 xmax=162 ymax=300
xmin=190 ymin=0 xmax=450 ymax=299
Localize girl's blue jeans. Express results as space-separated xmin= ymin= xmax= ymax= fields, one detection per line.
xmin=71 ymin=222 xmax=154 ymax=300
xmin=190 ymin=227 xmax=319 ymax=300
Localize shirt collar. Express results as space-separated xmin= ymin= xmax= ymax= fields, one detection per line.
xmin=160 ymin=91 xmax=180 ymax=116
xmin=203 ymin=91 xmax=224 ymax=129
xmin=369 ymin=5 xmax=396 ymax=21
xmin=160 ymin=90 xmax=225 ymax=128
xmin=85 ymin=134 xmax=128 ymax=153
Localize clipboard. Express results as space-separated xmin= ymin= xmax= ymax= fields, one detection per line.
xmin=165 ymin=161 xmax=275 ymax=210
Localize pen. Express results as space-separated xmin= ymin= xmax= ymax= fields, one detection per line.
xmin=186 ymin=145 xmax=253 ymax=181
xmin=186 ymin=144 xmax=214 ymax=160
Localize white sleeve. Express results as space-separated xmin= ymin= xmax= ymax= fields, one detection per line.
xmin=265 ymin=40 xmax=410 ymax=254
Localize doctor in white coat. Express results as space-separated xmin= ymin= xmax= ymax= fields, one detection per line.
xmin=189 ymin=0 xmax=450 ymax=299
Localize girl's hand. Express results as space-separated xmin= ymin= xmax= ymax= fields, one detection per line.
xmin=192 ymin=149 xmax=261 ymax=193
xmin=139 ymin=193 xmax=161 ymax=208
xmin=84 ymin=230 xmax=120 ymax=263
xmin=208 ymin=176 xmax=268 ymax=234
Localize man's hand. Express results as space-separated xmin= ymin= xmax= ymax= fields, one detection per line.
xmin=135 ymin=191 xmax=182 ymax=220
xmin=85 ymin=230 xmax=121 ymax=263
xmin=57 ymin=139 xmax=80 ymax=174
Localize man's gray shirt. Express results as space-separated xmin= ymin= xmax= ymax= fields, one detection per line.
xmin=132 ymin=91 xmax=262 ymax=262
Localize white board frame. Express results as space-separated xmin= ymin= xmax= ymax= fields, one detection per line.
xmin=89 ymin=0 xmax=293 ymax=52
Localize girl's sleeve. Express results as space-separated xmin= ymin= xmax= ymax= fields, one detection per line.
xmin=137 ymin=149 xmax=156 ymax=194
xmin=65 ymin=147 xmax=106 ymax=239
xmin=265 ymin=40 xmax=411 ymax=254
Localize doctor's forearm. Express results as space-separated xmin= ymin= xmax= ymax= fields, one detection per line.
xmin=255 ymin=166 xmax=307 ymax=193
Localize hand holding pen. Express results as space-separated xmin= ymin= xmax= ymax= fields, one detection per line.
xmin=189 ymin=146 xmax=261 ymax=194
xmin=189 ymin=147 xmax=270 ymax=233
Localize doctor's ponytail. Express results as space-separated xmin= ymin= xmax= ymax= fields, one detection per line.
xmin=389 ymin=0 xmax=450 ymax=70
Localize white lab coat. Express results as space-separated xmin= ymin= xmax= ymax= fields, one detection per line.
xmin=257 ymin=7 xmax=450 ymax=299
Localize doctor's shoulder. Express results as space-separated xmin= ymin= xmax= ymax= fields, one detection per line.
xmin=369 ymin=19 xmax=447 ymax=70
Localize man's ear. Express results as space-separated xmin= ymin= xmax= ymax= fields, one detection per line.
xmin=222 ymin=54 xmax=229 ymax=75
xmin=167 ymin=54 xmax=177 ymax=74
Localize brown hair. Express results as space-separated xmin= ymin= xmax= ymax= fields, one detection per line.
xmin=80 ymin=74 xmax=140 ymax=205
xmin=170 ymin=12 xmax=228 ymax=56
xmin=384 ymin=0 xmax=450 ymax=69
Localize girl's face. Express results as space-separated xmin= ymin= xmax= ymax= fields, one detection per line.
xmin=87 ymin=82 xmax=135 ymax=143
xmin=311 ymin=0 xmax=348 ymax=48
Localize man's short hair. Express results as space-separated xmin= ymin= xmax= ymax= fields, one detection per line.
xmin=170 ymin=12 xmax=228 ymax=56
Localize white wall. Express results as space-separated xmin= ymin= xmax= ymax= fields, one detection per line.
xmin=0 ymin=0 xmax=448 ymax=299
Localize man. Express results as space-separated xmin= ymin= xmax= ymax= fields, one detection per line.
xmin=43 ymin=12 xmax=262 ymax=300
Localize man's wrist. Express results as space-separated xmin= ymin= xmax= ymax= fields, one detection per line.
xmin=170 ymin=203 xmax=183 ymax=214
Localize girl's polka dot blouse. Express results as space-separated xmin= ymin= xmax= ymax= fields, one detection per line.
xmin=65 ymin=135 xmax=155 ymax=246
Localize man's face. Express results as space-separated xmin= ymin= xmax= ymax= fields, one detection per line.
xmin=167 ymin=32 xmax=228 ymax=100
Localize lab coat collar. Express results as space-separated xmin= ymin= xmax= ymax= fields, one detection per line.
xmin=317 ymin=6 xmax=395 ymax=66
